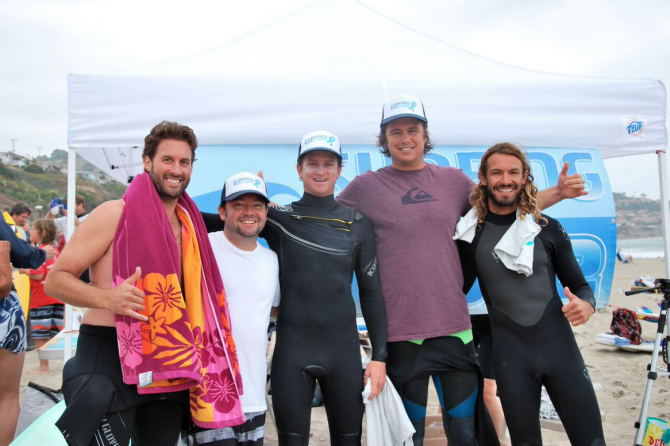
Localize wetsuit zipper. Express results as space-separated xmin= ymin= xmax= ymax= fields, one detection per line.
xmin=291 ymin=215 xmax=352 ymax=232
xmin=267 ymin=218 xmax=350 ymax=254
xmin=291 ymin=215 xmax=352 ymax=225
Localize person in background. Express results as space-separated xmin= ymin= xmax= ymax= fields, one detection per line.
xmin=74 ymin=195 xmax=89 ymax=225
xmin=5 ymin=203 xmax=31 ymax=241
xmin=18 ymin=219 xmax=63 ymax=374
xmin=616 ymin=248 xmax=633 ymax=264
xmin=0 ymin=218 xmax=56 ymax=446
xmin=47 ymin=199 xmax=68 ymax=252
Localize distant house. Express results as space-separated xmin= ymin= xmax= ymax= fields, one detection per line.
xmin=35 ymin=160 xmax=62 ymax=173
xmin=76 ymin=170 xmax=113 ymax=184
xmin=0 ymin=151 xmax=31 ymax=168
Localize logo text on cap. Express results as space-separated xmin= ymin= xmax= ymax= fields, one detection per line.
xmin=233 ymin=178 xmax=261 ymax=187
xmin=304 ymin=135 xmax=337 ymax=146
xmin=390 ymin=101 xmax=417 ymax=111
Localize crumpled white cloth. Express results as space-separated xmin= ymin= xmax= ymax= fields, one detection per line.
xmin=362 ymin=377 xmax=415 ymax=446
xmin=539 ymin=386 xmax=560 ymax=419
xmin=454 ymin=208 xmax=541 ymax=277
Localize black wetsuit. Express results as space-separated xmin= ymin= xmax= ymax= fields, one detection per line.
xmin=459 ymin=212 xmax=605 ymax=446
xmin=204 ymin=193 xmax=387 ymax=446
xmin=57 ymin=325 xmax=190 ymax=446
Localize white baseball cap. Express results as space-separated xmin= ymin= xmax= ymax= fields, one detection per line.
xmin=297 ymin=130 xmax=342 ymax=162
xmin=380 ymin=94 xmax=428 ymax=126
xmin=220 ymin=172 xmax=269 ymax=204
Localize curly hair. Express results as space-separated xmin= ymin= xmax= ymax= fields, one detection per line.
xmin=470 ymin=142 xmax=547 ymax=225
xmin=376 ymin=121 xmax=434 ymax=157
xmin=142 ymin=121 xmax=198 ymax=163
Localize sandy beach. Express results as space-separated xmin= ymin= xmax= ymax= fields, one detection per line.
xmin=18 ymin=258 xmax=670 ymax=445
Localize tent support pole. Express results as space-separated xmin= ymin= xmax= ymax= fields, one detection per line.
xmin=64 ymin=147 xmax=77 ymax=361
xmin=658 ymin=150 xmax=670 ymax=279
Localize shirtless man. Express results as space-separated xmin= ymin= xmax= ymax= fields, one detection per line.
xmin=45 ymin=121 xmax=198 ymax=446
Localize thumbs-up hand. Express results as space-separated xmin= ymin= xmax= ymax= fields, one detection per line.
xmin=106 ymin=266 xmax=147 ymax=321
xmin=557 ymin=162 xmax=589 ymax=199
xmin=561 ymin=287 xmax=594 ymax=326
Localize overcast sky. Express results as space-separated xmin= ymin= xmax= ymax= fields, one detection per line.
xmin=1 ymin=0 xmax=668 ymax=198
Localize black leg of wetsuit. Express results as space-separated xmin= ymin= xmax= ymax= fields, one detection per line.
xmin=546 ymin=370 xmax=606 ymax=446
xmin=492 ymin=305 xmax=606 ymax=446
xmin=272 ymin=351 xmax=363 ymax=446
xmin=272 ymin=364 xmax=316 ymax=446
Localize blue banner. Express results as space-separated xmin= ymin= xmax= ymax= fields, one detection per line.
xmin=190 ymin=145 xmax=615 ymax=314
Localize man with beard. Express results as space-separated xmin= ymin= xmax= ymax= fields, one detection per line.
xmin=46 ymin=121 xmax=243 ymax=446
xmin=456 ymin=143 xmax=604 ymax=446
xmin=183 ymin=172 xmax=280 ymax=446
xmin=336 ymin=94 xmax=587 ymax=445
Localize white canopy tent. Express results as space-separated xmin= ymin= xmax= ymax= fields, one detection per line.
xmin=64 ymin=0 xmax=668 ymax=358
xmin=68 ymin=0 xmax=666 ymax=183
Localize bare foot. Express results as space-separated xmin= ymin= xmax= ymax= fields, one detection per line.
xmin=27 ymin=367 xmax=51 ymax=375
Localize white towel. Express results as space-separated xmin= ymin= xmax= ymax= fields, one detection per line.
xmin=362 ymin=377 xmax=415 ymax=446
xmin=454 ymin=208 xmax=541 ymax=277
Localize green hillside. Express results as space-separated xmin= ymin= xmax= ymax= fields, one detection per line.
xmin=0 ymin=160 xmax=126 ymax=217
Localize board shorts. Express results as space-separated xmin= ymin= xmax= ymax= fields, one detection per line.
xmin=0 ymin=289 xmax=28 ymax=354
xmin=182 ymin=411 xmax=266 ymax=446
xmin=30 ymin=303 xmax=65 ymax=339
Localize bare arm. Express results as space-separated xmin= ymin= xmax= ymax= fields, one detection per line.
xmin=0 ymin=241 xmax=11 ymax=297
xmin=18 ymin=269 xmax=44 ymax=281
xmin=45 ymin=200 xmax=147 ymax=321
xmin=538 ymin=162 xmax=588 ymax=209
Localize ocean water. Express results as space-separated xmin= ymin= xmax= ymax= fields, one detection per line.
xmin=617 ymin=236 xmax=665 ymax=258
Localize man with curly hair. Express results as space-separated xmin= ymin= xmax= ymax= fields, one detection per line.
xmin=336 ymin=95 xmax=588 ymax=445
xmin=457 ymin=142 xmax=604 ymax=446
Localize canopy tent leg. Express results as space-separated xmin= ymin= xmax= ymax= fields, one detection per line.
xmin=63 ymin=148 xmax=77 ymax=361
xmin=658 ymin=150 xmax=670 ymax=279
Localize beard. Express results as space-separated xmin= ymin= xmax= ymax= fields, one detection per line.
xmin=150 ymin=166 xmax=190 ymax=199
xmin=486 ymin=183 xmax=522 ymax=210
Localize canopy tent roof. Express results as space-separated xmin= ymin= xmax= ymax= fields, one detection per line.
xmin=67 ymin=0 xmax=667 ymax=183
